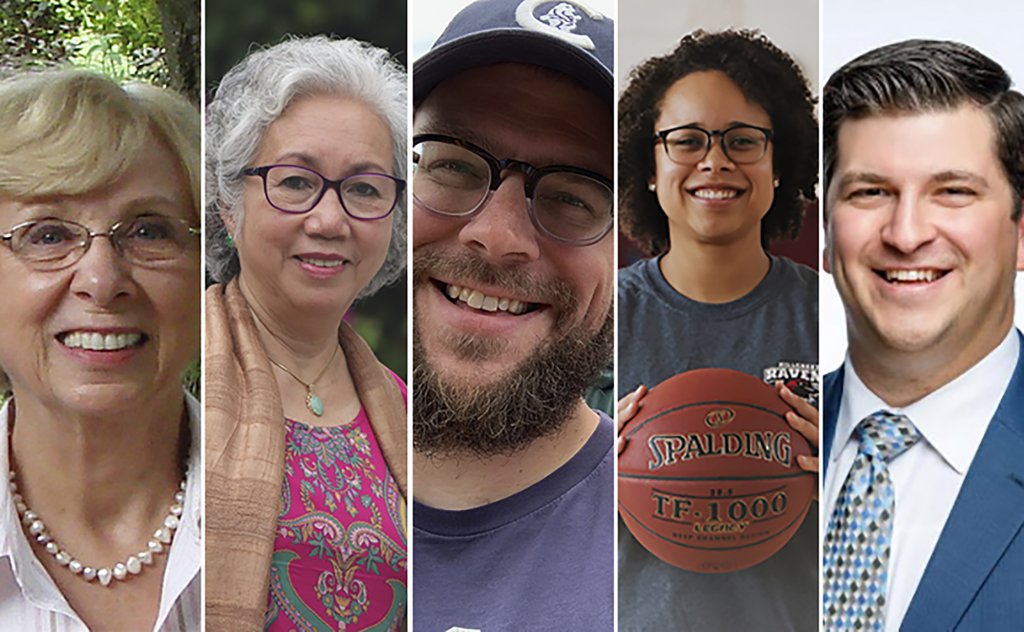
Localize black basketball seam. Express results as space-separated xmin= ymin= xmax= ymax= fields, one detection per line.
xmin=622 ymin=400 xmax=789 ymax=441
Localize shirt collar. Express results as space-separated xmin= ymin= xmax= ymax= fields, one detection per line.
xmin=837 ymin=328 xmax=1020 ymax=474
xmin=0 ymin=393 xmax=202 ymax=626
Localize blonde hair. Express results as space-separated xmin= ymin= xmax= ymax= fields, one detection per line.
xmin=0 ymin=69 xmax=200 ymax=213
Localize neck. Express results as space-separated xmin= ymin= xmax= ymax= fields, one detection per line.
xmin=9 ymin=387 xmax=186 ymax=531
xmin=239 ymin=274 xmax=342 ymax=372
xmin=413 ymin=400 xmax=599 ymax=510
xmin=849 ymin=318 xmax=1014 ymax=408
xmin=660 ymin=230 xmax=770 ymax=303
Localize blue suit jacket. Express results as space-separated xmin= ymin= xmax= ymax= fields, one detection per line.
xmin=823 ymin=331 xmax=1024 ymax=631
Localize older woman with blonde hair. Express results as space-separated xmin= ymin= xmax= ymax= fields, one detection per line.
xmin=0 ymin=69 xmax=200 ymax=630
xmin=205 ymin=36 xmax=408 ymax=631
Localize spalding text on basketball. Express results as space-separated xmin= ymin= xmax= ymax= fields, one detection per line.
xmin=647 ymin=431 xmax=793 ymax=470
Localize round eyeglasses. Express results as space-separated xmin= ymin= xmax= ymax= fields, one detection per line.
xmin=654 ymin=124 xmax=773 ymax=165
xmin=243 ymin=164 xmax=404 ymax=220
xmin=0 ymin=215 xmax=200 ymax=271
xmin=412 ymin=134 xmax=613 ymax=246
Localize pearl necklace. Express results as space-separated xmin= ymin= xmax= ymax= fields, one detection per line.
xmin=8 ymin=470 xmax=188 ymax=587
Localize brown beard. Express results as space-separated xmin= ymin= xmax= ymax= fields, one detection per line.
xmin=412 ymin=248 xmax=613 ymax=457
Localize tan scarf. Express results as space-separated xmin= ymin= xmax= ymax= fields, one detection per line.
xmin=204 ymin=279 xmax=407 ymax=631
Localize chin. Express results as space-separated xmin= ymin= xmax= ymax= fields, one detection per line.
xmin=55 ymin=382 xmax=160 ymax=416
xmin=871 ymin=322 xmax=951 ymax=354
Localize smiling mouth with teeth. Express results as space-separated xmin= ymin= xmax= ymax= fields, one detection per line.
xmin=879 ymin=269 xmax=948 ymax=283
xmin=59 ymin=332 xmax=146 ymax=351
xmin=689 ymin=188 xmax=743 ymax=200
xmin=296 ymin=256 xmax=347 ymax=268
xmin=438 ymin=282 xmax=535 ymax=315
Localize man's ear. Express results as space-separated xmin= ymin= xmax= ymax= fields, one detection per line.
xmin=822 ymin=207 xmax=832 ymax=275
xmin=1015 ymin=207 xmax=1024 ymax=271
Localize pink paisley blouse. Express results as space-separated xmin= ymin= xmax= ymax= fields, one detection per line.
xmin=265 ymin=379 xmax=407 ymax=631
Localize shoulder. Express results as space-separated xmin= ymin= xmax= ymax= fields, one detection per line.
xmin=773 ymin=256 xmax=818 ymax=287
xmin=617 ymin=258 xmax=655 ymax=297
xmin=385 ymin=368 xmax=408 ymax=405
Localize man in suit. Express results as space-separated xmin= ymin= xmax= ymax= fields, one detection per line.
xmin=821 ymin=39 xmax=1024 ymax=630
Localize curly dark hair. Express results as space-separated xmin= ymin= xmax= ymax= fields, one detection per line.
xmin=619 ymin=30 xmax=818 ymax=257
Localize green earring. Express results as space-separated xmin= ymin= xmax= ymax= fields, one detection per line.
xmin=226 ymin=234 xmax=235 ymax=248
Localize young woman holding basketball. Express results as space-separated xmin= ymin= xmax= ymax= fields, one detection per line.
xmin=616 ymin=30 xmax=819 ymax=631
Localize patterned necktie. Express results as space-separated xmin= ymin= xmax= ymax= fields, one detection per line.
xmin=823 ymin=410 xmax=921 ymax=631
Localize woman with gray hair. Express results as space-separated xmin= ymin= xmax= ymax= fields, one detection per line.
xmin=204 ymin=36 xmax=408 ymax=631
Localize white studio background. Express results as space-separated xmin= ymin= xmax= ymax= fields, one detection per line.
xmin=821 ymin=0 xmax=1024 ymax=372
xmin=412 ymin=0 xmax=616 ymax=61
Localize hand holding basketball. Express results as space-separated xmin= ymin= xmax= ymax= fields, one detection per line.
xmin=776 ymin=381 xmax=819 ymax=499
xmin=617 ymin=384 xmax=648 ymax=454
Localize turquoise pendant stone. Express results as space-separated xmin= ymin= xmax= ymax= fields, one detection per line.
xmin=307 ymin=392 xmax=324 ymax=417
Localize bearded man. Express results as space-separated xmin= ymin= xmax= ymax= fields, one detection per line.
xmin=410 ymin=0 xmax=615 ymax=629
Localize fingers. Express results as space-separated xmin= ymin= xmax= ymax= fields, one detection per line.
xmin=616 ymin=384 xmax=648 ymax=455
xmin=775 ymin=381 xmax=818 ymax=426
xmin=776 ymin=381 xmax=819 ymax=450
xmin=796 ymin=454 xmax=820 ymax=502
xmin=616 ymin=384 xmax=648 ymax=430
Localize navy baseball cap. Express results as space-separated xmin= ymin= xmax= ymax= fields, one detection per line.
xmin=414 ymin=0 xmax=614 ymax=106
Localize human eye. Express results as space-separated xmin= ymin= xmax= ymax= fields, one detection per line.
xmin=344 ymin=179 xmax=384 ymax=199
xmin=124 ymin=215 xmax=176 ymax=242
xmin=936 ymin=185 xmax=977 ymax=201
xmin=847 ymin=187 xmax=889 ymax=200
xmin=534 ymin=173 xmax=612 ymax=234
xmin=269 ymin=167 xmax=319 ymax=192
xmin=667 ymin=130 xmax=705 ymax=149
xmin=24 ymin=220 xmax=76 ymax=246
xmin=728 ymin=134 xmax=760 ymax=148
xmin=416 ymin=145 xmax=488 ymax=189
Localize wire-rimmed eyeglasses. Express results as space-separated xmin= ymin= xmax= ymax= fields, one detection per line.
xmin=412 ymin=134 xmax=613 ymax=247
xmin=0 ymin=215 xmax=200 ymax=271
xmin=243 ymin=164 xmax=405 ymax=220
xmin=654 ymin=124 xmax=773 ymax=165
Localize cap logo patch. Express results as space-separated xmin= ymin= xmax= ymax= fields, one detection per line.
xmin=515 ymin=0 xmax=604 ymax=51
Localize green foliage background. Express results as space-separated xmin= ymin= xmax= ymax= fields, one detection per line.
xmin=1 ymin=0 xmax=166 ymax=83
xmin=206 ymin=0 xmax=409 ymax=379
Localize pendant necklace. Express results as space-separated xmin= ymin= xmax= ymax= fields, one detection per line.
xmin=267 ymin=344 xmax=339 ymax=417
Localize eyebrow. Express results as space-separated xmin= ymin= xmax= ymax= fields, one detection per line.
xmin=836 ymin=170 xmax=990 ymax=189
xmin=930 ymin=170 xmax=989 ymax=188
xmin=415 ymin=121 xmax=492 ymax=151
xmin=272 ymin=152 xmax=390 ymax=176
xmin=834 ymin=171 xmax=892 ymax=189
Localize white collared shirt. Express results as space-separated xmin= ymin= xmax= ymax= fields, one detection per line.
xmin=823 ymin=329 xmax=1020 ymax=631
xmin=0 ymin=395 xmax=201 ymax=631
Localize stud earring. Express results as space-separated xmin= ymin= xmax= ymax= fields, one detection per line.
xmin=226 ymin=234 xmax=235 ymax=248
xmin=647 ymin=183 xmax=656 ymax=192
xmin=773 ymin=178 xmax=780 ymax=188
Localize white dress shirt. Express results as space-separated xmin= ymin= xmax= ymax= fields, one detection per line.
xmin=823 ymin=329 xmax=1019 ymax=631
xmin=0 ymin=395 xmax=201 ymax=631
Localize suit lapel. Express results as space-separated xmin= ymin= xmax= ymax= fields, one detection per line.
xmin=822 ymin=366 xmax=844 ymax=478
xmin=902 ymin=332 xmax=1024 ymax=629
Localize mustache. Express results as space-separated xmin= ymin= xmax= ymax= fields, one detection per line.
xmin=413 ymin=247 xmax=577 ymax=316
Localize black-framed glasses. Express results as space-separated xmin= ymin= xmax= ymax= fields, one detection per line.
xmin=0 ymin=215 xmax=200 ymax=271
xmin=412 ymin=134 xmax=613 ymax=246
xmin=243 ymin=164 xmax=404 ymax=220
xmin=654 ymin=124 xmax=773 ymax=165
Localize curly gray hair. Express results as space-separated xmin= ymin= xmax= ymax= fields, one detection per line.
xmin=206 ymin=35 xmax=407 ymax=296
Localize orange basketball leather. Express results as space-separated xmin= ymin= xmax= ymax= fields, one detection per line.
xmin=619 ymin=368 xmax=816 ymax=573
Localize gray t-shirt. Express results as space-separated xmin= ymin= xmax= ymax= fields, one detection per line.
xmin=413 ymin=413 xmax=614 ymax=631
xmin=617 ymin=255 xmax=818 ymax=632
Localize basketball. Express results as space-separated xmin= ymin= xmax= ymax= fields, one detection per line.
xmin=618 ymin=368 xmax=815 ymax=573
